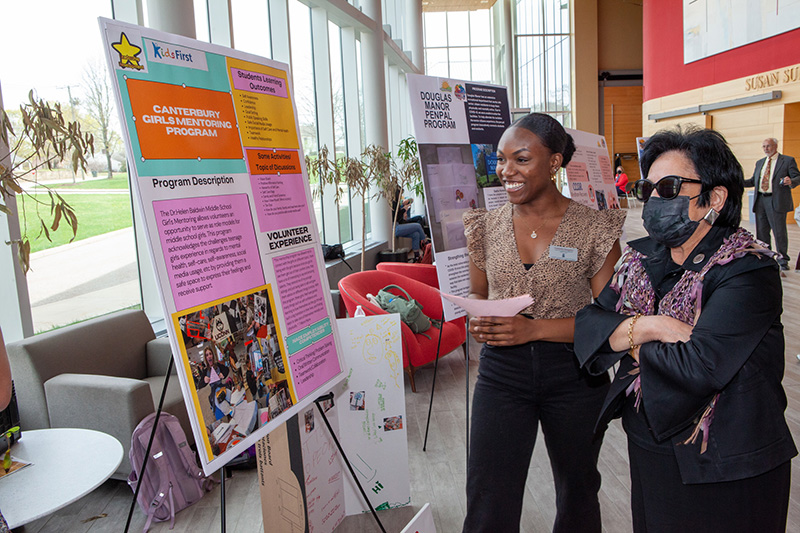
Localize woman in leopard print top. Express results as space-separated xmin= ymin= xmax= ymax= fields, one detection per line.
xmin=461 ymin=113 xmax=625 ymax=533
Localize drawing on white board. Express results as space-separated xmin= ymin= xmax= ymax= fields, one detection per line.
xmin=383 ymin=347 xmax=401 ymax=389
xmin=351 ymin=317 xmax=402 ymax=389
xmin=351 ymin=453 xmax=378 ymax=483
xmin=350 ymin=391 xmax=366 ymax=410
xmin=304 ymin=408 xmax=314 ymax=433
xmin=362 ymin=333 xmax=381 ymax=364
xmin=383 ymin=416 xmax=403 ymax=431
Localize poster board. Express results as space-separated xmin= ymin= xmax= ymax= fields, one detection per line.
xmin=99 ymin=18 xmax=345 ymax=475
xmin=257 ymin=315 xmax=409 ymax=532
xmin=407 ymin=74 xmax=511 ymax=321
xmin=334 ymin=315 xmax=410 ymax=513
xmin=563 ymin=128 xmax=621 ymax=211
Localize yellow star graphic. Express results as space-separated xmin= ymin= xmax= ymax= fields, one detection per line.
xmin=112 ymin=32 xmax=144 ymax=70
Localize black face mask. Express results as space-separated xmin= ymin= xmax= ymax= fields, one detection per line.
xmin=641 ymin=196 xmax=699 ymax=248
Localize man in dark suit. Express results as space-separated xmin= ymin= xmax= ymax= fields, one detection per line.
xmin=744 ymin=138 xmax=800 ymax=270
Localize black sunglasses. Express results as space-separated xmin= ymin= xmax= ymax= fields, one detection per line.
xmin=633 ymin=175 xmax=703 ymax=202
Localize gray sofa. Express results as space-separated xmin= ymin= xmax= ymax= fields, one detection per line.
xmin=6 ymin=309 xmax=193 ymax=480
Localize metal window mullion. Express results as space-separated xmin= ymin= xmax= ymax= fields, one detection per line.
xmin=310 ymin=7 xmax=338 ymax=244
xmin=340 ymin=26 xmax=360 ymax=244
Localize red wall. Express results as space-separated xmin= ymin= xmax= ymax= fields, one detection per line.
xmin=644 ymin=0 xmax=800 ymax=101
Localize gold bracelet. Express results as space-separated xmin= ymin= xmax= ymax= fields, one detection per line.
xmin=628 ymin=313 xmax=643 ymax=355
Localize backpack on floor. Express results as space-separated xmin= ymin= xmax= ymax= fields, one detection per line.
xmin=375 ymin=284 xmax=435 ymax=335
xmin=128 ymin=412 xmax=215 ymax=532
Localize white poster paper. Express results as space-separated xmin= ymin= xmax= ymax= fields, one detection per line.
xmin=401 ymin=503 xmax=437 ymax=533
xmin=564 ymin=128 xmax=622 ymax=211
xmin=334 ymin=315 xmax=411 ymax=514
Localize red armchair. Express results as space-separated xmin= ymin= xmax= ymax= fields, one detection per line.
xmin=338 ymin=270 xmax=466 ymax=392
xmin=376 ymin=262 xmax=441 ymax=288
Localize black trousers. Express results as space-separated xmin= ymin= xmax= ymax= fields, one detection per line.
xmin=754 ymin=193 xmax=790 ymax=264
xmin=463 ymin=341 xmax=610 ymax=533
xmin=628 ymin=440 xmax=791 ymax=533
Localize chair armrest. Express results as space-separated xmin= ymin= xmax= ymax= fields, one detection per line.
xmin=44 ymin=373 xmax=155 ymax=473
xmin=146 ymin=337 xmax=176 ymax=377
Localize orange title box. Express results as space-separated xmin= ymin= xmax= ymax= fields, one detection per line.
xmin=126 ymin=78 xmax=243 ymax=161
xmin=246 ymin=149 xmax=301 ymax=175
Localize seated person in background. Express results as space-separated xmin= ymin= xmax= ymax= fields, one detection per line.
xmin=615 ymin=166 xmax=629 ymax=196
xmin=393 ymin=189 xmax=429 ymax=232
xmin=393 ymin=188 xmax=430 ymax=262
xmin=396 ymin=222 xmax=427 ymax=262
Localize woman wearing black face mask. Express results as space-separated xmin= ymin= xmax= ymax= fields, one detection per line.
xmin=574 ymin=127 xmax=796 ymax=532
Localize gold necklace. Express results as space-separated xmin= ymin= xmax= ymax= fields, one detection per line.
xmin=514 ymin=208 xmax=548 ymax=239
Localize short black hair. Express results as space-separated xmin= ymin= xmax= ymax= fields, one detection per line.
xmin=511 ymin=113 xmax=576 ymax=167
xmin=640 ymin=126 xmax=743 ymax=227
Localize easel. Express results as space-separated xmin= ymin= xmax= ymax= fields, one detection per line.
xmin=313 ymin=392 xmax=386 ymax=533
xmin=422 ymin=311 xmax=470 ymax=468
xmin=124 ymin=360 xmax=388 ymax=533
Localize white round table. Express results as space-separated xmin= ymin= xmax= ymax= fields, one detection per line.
xmin=0 ymin=428 xmax=123 ymax=529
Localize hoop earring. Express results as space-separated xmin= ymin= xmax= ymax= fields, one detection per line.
xmin=702 ymin=208 xmax=719 ymax=225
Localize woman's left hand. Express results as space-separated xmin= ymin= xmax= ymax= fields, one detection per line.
xmin=470 ymin=315 xmax=535 ymax=346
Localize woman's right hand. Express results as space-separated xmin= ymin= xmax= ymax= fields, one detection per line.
xmin=610 ymin=314 xmax=693 ymax=352
xmin=649 ymin=315 xmax=693 ymax=344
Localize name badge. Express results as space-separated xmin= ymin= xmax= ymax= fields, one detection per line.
xmin=549 ymin=245 xmax=578 ymax=262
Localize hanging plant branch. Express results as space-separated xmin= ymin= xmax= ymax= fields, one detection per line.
xmin=0 ymin=91 xmax=94 ymax=273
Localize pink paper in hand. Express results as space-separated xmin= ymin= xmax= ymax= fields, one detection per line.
xmin=440 ymin=292 xmax=533 ymax=317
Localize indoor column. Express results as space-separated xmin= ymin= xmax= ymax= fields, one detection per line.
xmin=404 ymin=0 xmax=424 ymax=71
xmin=360 ymin=0 xmax=391 ymax=248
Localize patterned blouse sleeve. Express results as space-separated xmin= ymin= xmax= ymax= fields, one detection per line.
xmin=587 ymin=208 xmax=626 ymax=277
xmin=463 ymin=208 xmax=488 ymax=271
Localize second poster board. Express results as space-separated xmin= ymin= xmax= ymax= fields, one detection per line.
xmin=407 ymin=74 xmax=511 ymax=321
xmin=257 ymin=315 xmax=410 ymax=532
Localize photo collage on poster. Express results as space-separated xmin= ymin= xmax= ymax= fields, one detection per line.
xmin=175 ymin=286 xmax=295 ymax=457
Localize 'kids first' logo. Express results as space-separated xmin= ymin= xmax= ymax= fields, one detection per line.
xmin=145 ymin=39 xmax=208 ymax=71
xmin=111 ymin=32 xmax=144 ymax=71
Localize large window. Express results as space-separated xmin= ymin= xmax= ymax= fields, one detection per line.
xmin=231 ymin=0 xmax=272 ymax=58
xmin=515 ymin=0 xmax=572 ymax=126
xmin=287 ymin=0 xmax=322 ymax=240
xmin=0 ymin=0 xmax=140 ymax=334
xmin=0 ymin=0 xmax=418 ymax=339
xmin=423 ymin=10 xmax=494 ymax=83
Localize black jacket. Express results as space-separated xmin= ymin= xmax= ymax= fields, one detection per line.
xmin=575 ymin=226 xmax=797 ymax=484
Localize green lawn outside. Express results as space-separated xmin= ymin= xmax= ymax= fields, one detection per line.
xmin=33 ymin=172 xmax=131 ymax=190
xmin=20 ymin=192 xmax=133 ymax=254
